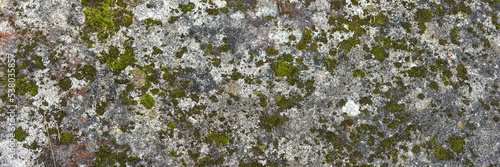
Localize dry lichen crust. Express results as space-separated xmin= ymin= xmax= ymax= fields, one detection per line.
xmin=0 ymin=0 xmax=499 ymax=166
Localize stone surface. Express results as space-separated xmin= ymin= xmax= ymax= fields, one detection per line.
xmin=0 ymin=0 xmax=499 ymax=166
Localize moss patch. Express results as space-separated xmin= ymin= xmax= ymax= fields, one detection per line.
xmin=338 ymin=37 xmax=360 ymax=52
xmin=448 ymin=136 xmax=465 ymax=153
xmin=140 ymin=93 xmax=155 ymax=109
xmin=58 ymin=77 xmax=72 ymax=91
xmin=81 ymin=0 xmax=134 ymax=44
xmin=13 ymin=126 xmax=28 ymax=142
xmin=99 ymin=45 xmax=136 ymax=75
xmin=260 ymin=114 xmax=286 ymax=132
xmin=60 ymin=132 xmax=75 ymax=145
xmin=144 ymin=18 xmax=162 ymax=30
xmin=435 ymin=147 xmax=455 ymax=160
xmin=353 ymin=69 xmax=366 ymax=77
xmin=205 ymin=131 xmax=229 ymax=147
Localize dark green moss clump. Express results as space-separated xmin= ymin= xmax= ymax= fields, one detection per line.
xmin=140 ymin=93 xmax=155 ymax=109
xmin=93 ymin=145 xmax=138 ymax=167
xmin=371 ymin=45 xmax=388 ymax=62
xmin=168 ymin=16 xmax=179 ymax=23
xmin=296 ymin=29 xmax=313 ymax=50
xmin=96 ymin=102 xmax=107 ymax=115
xmin=270 ymin=60 xmax=300 ymax=85
xmin=152 ymin=46 xmax=163 ymax=55
xmin=448 ymin=136 xmax=465 ymax=153
xmin=175 ymin=46 xmax=188 ymax=58
xmin=323 ymin=58 xmax=338 ymax=73
xmin=450 ymin=27 xmax=459 ymax=45
xmin=429 ymin=81 xmax=439 ymax=90
xmin=353 ymin=69 xmax=366 ymax=77
xmin=406 ymin=66 xmax=428 ymax=78
xmin=267 ymin=47 xmax=279 ymax=56
xmin=60 ymin=132 xmax=75 ymax=145
xmin=260 ymin=114 xmax=286 ymax=132
xmin=144 ymin=18 xmax=162 ymax=29
xmin=99 ymin=45 xmax=137 ymax=75
xmin=456 ymin=64 xmax=468 ymax=81
xmin=205 ymin=131 xmax=229 ymax=147
xmin=435 ymin=147 xmax=455 ymax=160
xmin=179 ymin=2 xmax=195 ymax=13
xmin=415 ymin=8 xmax=433 ymax=23
xmin=338 ymin=37 xmax=360 ymax=52
xmin=72 ymin=64 xmax=97 ymax=82
xmin=13 ymin=126 xmax=28 ymax=142
xmin=170 ymin=88 xmax=186 ymax=98
xmin=14 ymin=76 xmax=38 ymax=96
xmin=58 ymin=77 xmax=72 ymax=91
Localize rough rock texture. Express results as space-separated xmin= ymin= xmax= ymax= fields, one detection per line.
xmin=0 ymin=0 xmax=499 ymax=166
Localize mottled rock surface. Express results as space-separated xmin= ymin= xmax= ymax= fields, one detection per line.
xmin=0 ymin=0 xmax=499 ymax=166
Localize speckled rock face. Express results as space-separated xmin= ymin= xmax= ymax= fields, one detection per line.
xmin=0 ymin=0 xmax=499 ymax=166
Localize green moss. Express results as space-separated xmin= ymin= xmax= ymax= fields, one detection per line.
xmin=259 ymin=96 xmax=267 ymax=107
xmin=271 ymin=60 xmax=299 ymax=83
xmin=456 ymin=64 xmax=468 ymax=81
xmin=288 ymin=34 xmax=296 ymax=41
xmin=450 ymin=27 xmax=459 ymax=45
xmin=448 ymin=136 xmax=465 ymax=153
xmin=219 ymin=44 xmax=231 ymax=52
xmin=418 ymin=21 xmax=426 ymax=34
xmin=296 ymin=29 xmax=313 ymax=50
xmin=60 ymin=132 xmax=75 ymax=145
xmin=406 ymin=66 xmax=428 ymax=78
xmin=371 ymin=45 xmax=388 ymax=62
xmin=93 ymin=145 xmax=136 ymax=167
xmin=415 ymin=8 xmax=433 ymax=23
xmin=260 ymin=114 xmax=286 ymax=132
xmin=170 ymin=88 xmax=186 ymax=98
xmin=168 ymin=16 xmax=179 ymax=23
xmin=267 ymin=47 xmax=279 ymax=56
xmin=322 ymin=58 xmax=338 ymax=73
xmin=492 ymin=13 xmax=500 ymax=30
xmin=429 ymin=81 xmax=439 ymax=90
xmin=439 ymin=39 xmax=448 ymax=46
xmin=375 ymin=14 xmax=389 ymax=26
xmin=14 ymin=76 xmax=38 ymax=96
xmin=174 ymin=46 xmax=187 ymax=58
xmin=81 ymin=0 xmax=134 ymax=43
xmin=140 ymin=93 xmax=155 ymax=109
xmin=13 ymin=126 xmax=28 ymax=142
xmin=162 ymin=70 xmax=176 ymax=86
xmin=179 ymin=2 xmax=195 ymax=13
xmin=480 ymin=38 xmax=491 ymax=48
xmin=96 ymin=102 xmax=107 ymax=115
xmin=58 ymin=77 xmax=72 ymax=91
xmin=151 ymin=46 xmax=163 ymax=55
xmin=493 ymin=116 xmax=499 ymax=122
xmin=384 ymin=101 xmax=404 ymax=112
xmin=348 ymin=19 xmax=366 ymax=36
xmin=167 ymin=121 xmax=176 ymax=129
xmin=359 ymin=96 xmax=373 ymax=105
xmin=144 ymin=18 xmax=162 ymax=29
xmin=401 ymin=22 xmax=412 ymax=33
xmin=205 ymin=131 xmax=229 ymax=147
xmin=353 ymin=69 xmax=365 ymax=77
xmin=417 ymin=93 xmax=425 ymax=99
xmin=150 ymin=88 xmax=159 ymax=95
xmin=99 ymin=45 xmax=136 ymax=75
xmin=435 ymin=147 xmax=455 ymax=160
xmin=338 ymin=37 xmax=360 ymax=52
xmin=73 ymin=64 xmax=97 ymax=82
